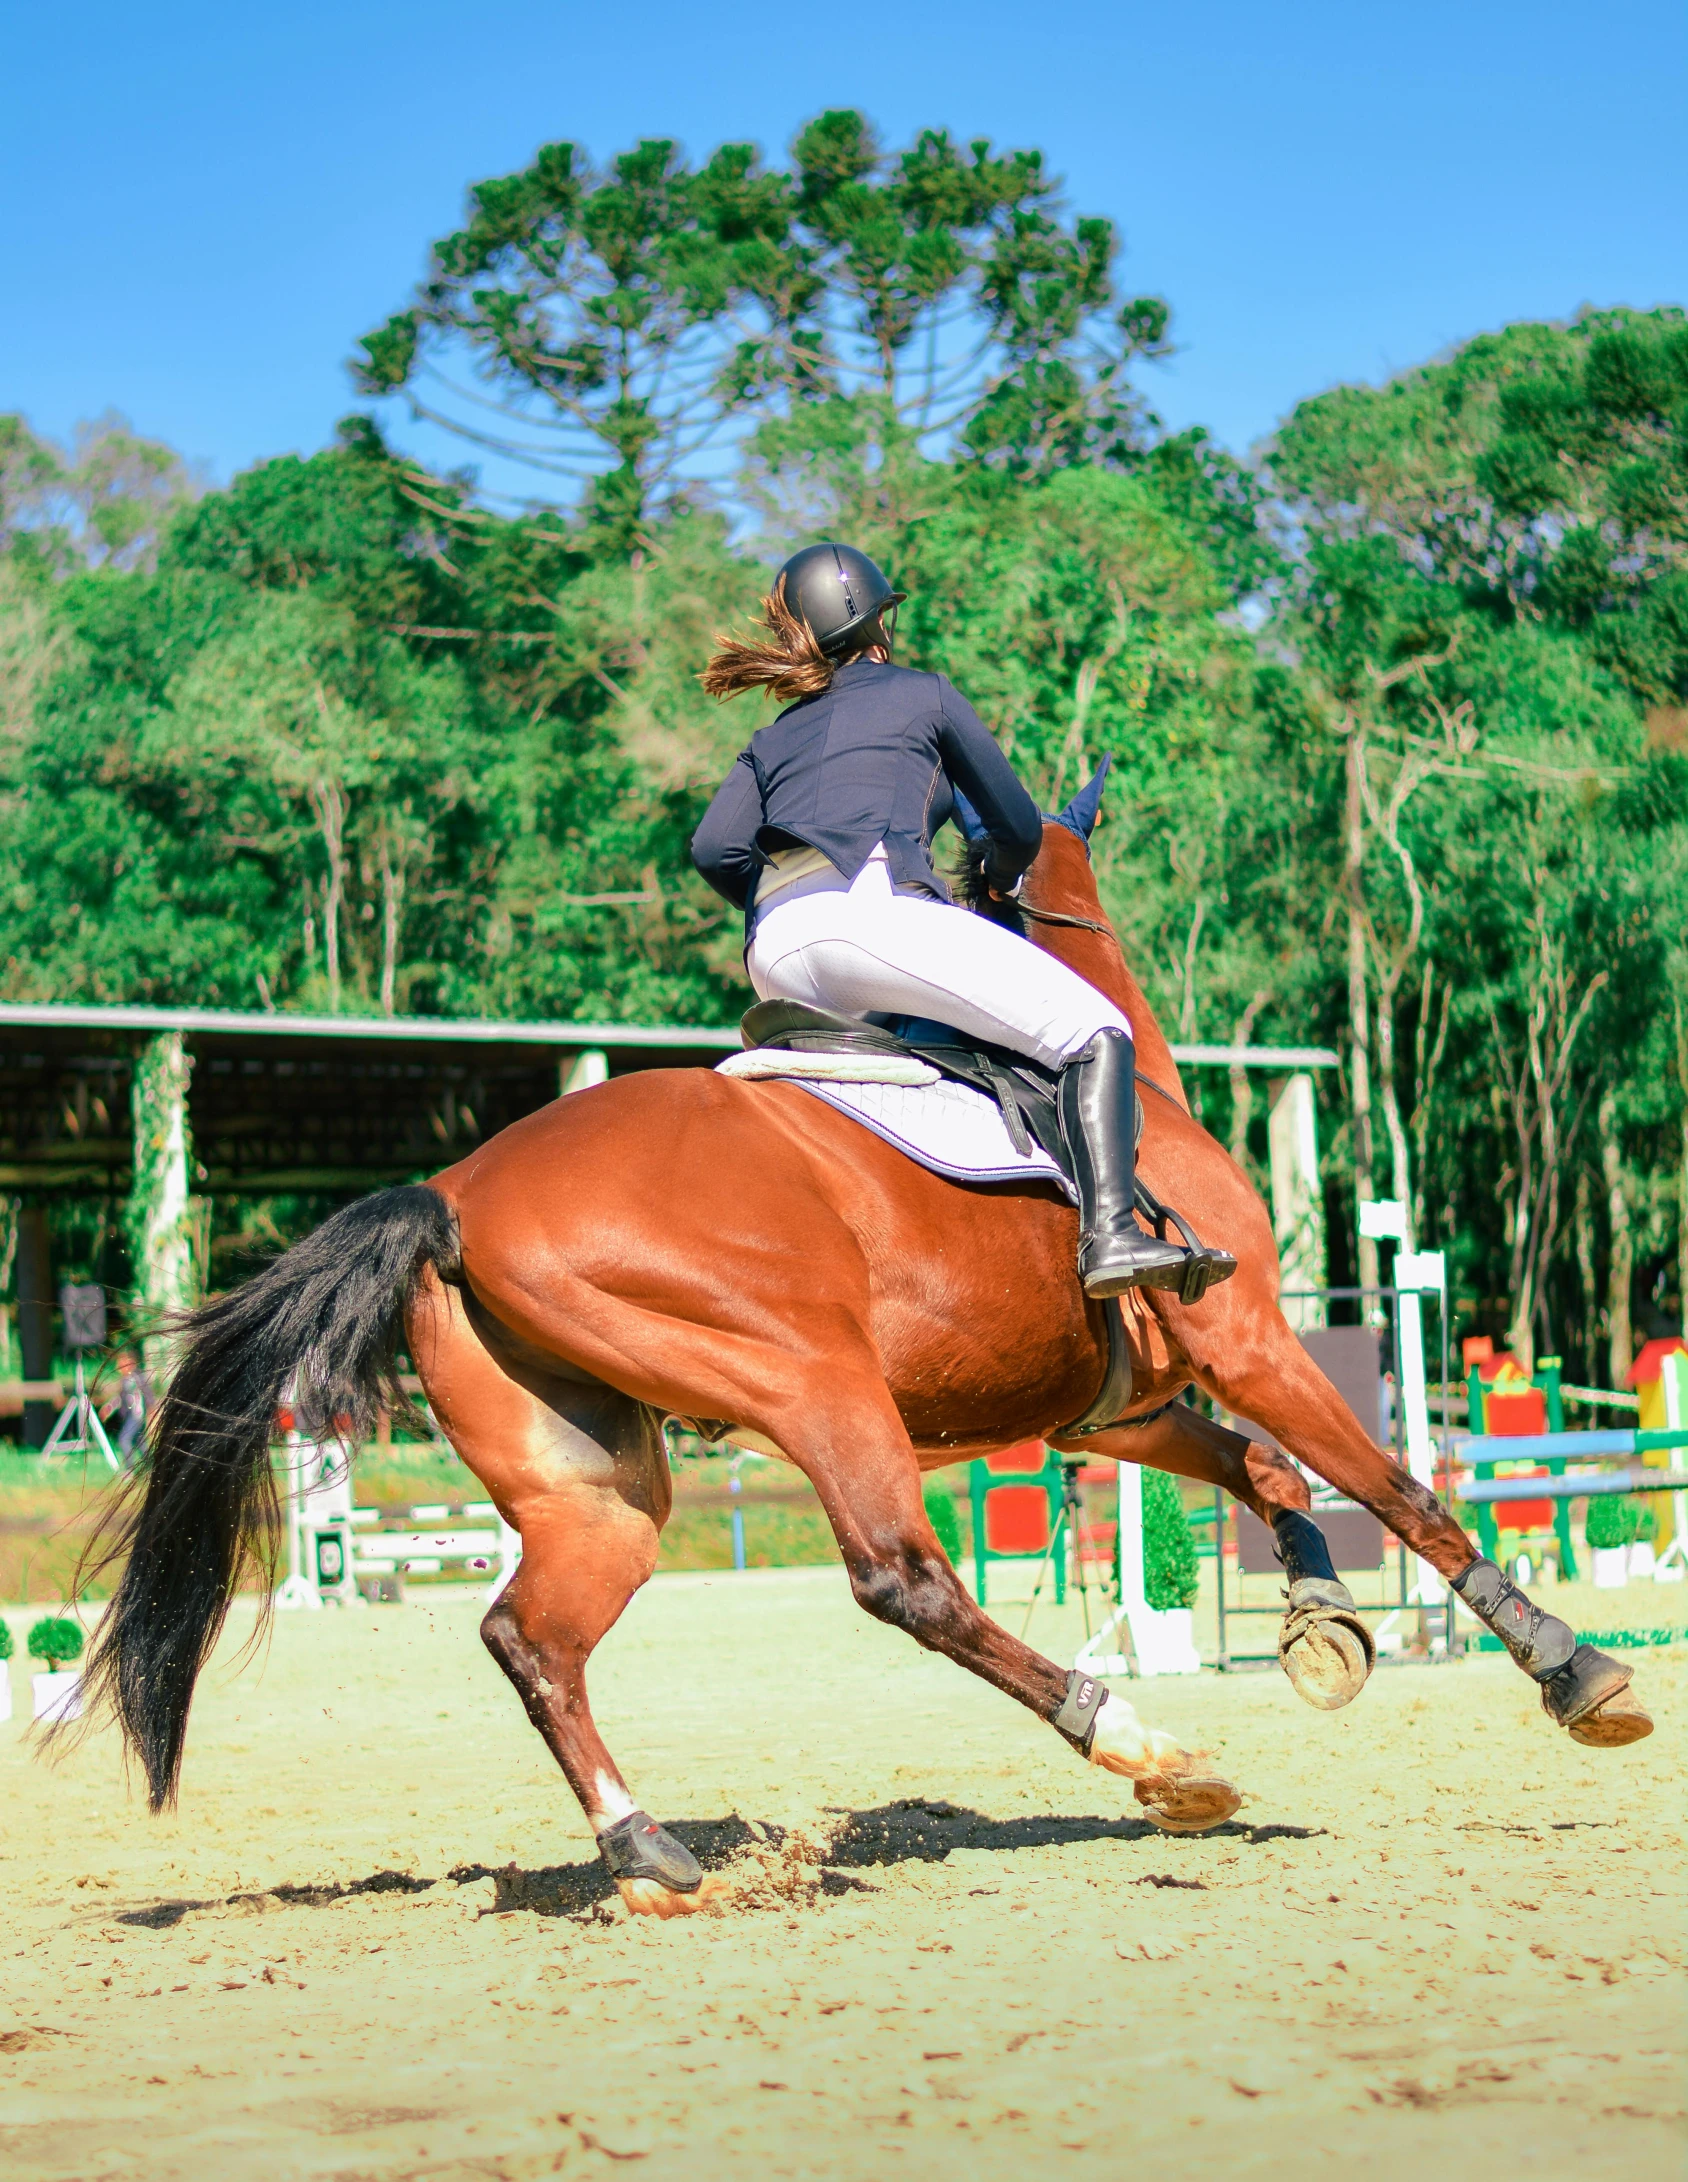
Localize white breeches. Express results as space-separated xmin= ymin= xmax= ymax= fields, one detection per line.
xmin=746 ymin=849 xmax=1130 ymax=1071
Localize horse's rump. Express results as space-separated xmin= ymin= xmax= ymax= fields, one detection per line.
xmin=432 ymin=1066 xmax=1116 ymax=1452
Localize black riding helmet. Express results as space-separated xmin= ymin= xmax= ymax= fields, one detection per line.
xmin=777 ymin=542 xmax=906 ymax=658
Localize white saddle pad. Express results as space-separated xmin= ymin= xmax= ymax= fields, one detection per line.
xmin=717 ymin=1048 xmax=938 ymax=1086
xmin=717 ymin=1055 xmax=1075 ymax=1202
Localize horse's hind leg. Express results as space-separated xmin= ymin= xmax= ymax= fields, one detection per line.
xmin=407 ymin=1271 xmax=719 ymax=1917
xmin=1052 ymin=1404 xmax=1376 ymax=1711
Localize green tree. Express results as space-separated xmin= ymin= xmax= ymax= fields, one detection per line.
xmin=0 ymin=420 xmax=760 ymax=1027
xmin=353 ymin=111 xmax=1172 ymax=537
xmin=0 ymin=412 xmax=201 ymax=574
xmin=1267 ymin=308 xmax=1688 ymax=1368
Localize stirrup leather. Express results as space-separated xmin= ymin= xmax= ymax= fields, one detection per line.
xmin=1130 ymin=1179 xmax=1237 ymax=1305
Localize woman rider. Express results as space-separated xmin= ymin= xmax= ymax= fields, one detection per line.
xmin=691 ymin=541 xmax=1195 ymax=1298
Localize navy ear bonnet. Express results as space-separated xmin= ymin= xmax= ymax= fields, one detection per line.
xmin=1054 ymin=756 xmax=1110 ymax=841
xmin=950 ymin=785 xmax=991 ymax=843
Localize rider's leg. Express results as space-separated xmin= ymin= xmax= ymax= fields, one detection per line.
xmin=747 ymin=854 xmax=1126 ymax=1067
xmin=1057 ymin=1026 xmax=1209 ymax=1296
xmin=747 ymin=860 xmax=1193 ymax=1294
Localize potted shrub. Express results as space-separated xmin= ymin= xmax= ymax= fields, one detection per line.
xmin=1143 ymin=1468 xmax=1200 ymax=1612
xmin=922 ymin=1480 xmax=964 ymax=1564
xmin=28 ymin=1615 xmax=85 ymax=1724
xmin=0 ymin=1617 xmax=12 ymax=1724
xmin=1586 ymin=1492 xmax=1648 ymax=1589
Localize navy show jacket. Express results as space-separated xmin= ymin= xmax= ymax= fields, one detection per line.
xmin=690 ymin=658 xmax=1043 ymax=928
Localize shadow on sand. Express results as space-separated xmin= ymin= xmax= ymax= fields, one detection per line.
xmin=112 ymin=1799 xmax=1327 ymax=1927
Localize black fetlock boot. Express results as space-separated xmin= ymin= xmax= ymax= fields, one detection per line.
xmin=1057 ymin=1028 xmax=1193 ymax=1298
xmin=1451 ymin=1556 xmax=1653 ymax=1745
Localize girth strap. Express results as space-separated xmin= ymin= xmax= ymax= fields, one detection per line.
xmin=1060 ymin=1294 xmax=1134 ymax=1438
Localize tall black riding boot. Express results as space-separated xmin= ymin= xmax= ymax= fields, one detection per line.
xmin=1057 ymin=1028 xmax=1193 ymax=1298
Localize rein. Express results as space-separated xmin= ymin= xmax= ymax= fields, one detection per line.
xmin=1013 ymin=899 xmax=1113 ymax=937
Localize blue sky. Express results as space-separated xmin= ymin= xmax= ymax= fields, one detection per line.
xmin=5 ymin=0 xmax=1683 ymax=497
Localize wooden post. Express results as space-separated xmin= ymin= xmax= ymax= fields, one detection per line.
xmin=1268 ymin=1073 xmax=1327 ymax=1330
xmin=560 ymin=1050 xmax=609 ymax=1097
xmin=15 ymin=1206 xmax=53 ymax=1448
xmin=127 ymin=1032 xmax=199 ymax=1379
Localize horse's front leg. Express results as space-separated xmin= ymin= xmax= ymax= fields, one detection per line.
xmin=1050 ymin=1402 xmax=1376 ymax=1711
xmin=1180 ymin=1292 xmax=1652 ymax=1751
xmin=770 ymin=1373 xmax=1242 ymax=1835
xmin=409 ymin=1272 xmax=723 ymax=1917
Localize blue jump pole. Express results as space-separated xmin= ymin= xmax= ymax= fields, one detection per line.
xmin=1458 ymin=1468 xmax=1688 ymax=1503
xmin=1461 ymin=1429 xmax=1688 ymax=1462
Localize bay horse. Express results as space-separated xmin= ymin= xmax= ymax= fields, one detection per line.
xmin=80 ymin=770 xmax=1651 ymax=1914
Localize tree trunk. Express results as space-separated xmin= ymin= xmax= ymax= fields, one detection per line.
xmin=1227 ymin=991 xmax=1270 ymax=1174
xmin=1269 ymin=1072 xmax=1328 ymax=1332
xmin=1600 ymin=1089 xmax=1633 ymax=1389
xmin=1345 ymin=732 xmax=1378 ymax=1295
xmin=378 ymin=837 xmax=403 ymax=1017
xmin=1411 ymin=965 xmax=1451 ymax=1252
xmin=1178 ymin=896 xmax=1206 ymax=1040
xmin=1680 ymin=1107 xmax=1688 ymax=1346
xmin=307 ymin=777 xmax=347 ymax=1010
xmin=1505 ymin=1233 xmax=1536 ymax=1374
xmin=1678 ymin=995 xmax=1688 ymax=1343
xmin=1375 ymin=977 xmax=1414 ymax=1248
xmin=1574 ymin=1166 xmax=1598 ymax=1384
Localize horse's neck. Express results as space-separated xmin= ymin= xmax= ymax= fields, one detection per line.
xmin=1021 ymin=835 xmax=1190 ymax=1111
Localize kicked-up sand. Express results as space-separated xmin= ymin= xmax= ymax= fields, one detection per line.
xmin=0 ymin=1567 xmax=1682 ymax=2181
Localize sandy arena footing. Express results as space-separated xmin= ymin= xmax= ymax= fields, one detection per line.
xmin=0 ymin=1569 xmax=1682 ymax=2181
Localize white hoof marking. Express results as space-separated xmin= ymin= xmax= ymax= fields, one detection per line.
xmin=1086 ymin=1691 xmax=1185 ymax=1780
xmin=616 ymin=1874 xmax=727 ymax=1919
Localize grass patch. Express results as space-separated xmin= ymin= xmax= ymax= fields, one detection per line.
xmin=0 ymin=1443 xmax=969 ymax=1599
xmin=657 ymin=1502 xmax=838 ymax=1572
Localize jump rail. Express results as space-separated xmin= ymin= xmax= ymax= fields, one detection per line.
xmin=1460 ymin=1429 xmax=1688 ymax=1461
xmin=1457 ymin=1468 xmax=1688 ymax=1504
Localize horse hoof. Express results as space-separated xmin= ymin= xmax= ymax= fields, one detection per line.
xmin=1278 ymin=1579 xmax=1375 ymax=1712
xmin=1566 ymin=1681 xmax=1654 ymax=1749
xmin=1132 ymin=1771 xmax=1242 ymax=1835
xmin=1280 ymin=1614 xmax=1373 ymax=1711
xmin=616 ymin=1872 xmax=729 ymax=1918
xmin=1538 ymin=1643 xmax=1652 ymax=1747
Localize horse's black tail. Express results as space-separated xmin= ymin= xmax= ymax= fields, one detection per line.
xmin=76 ymin=1184 xmax=458 ymax=1811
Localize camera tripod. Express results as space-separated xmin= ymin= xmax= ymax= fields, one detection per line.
xmin=40 ymin=1353 xmax=119 ymax=1470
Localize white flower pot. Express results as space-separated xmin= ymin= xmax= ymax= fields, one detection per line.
xmin=1129 ymin=1605 xmax=1203 ymax=1676
xmin=1628 ymin=1543 xmax=1657 ymax=1580
xmin=32 ymin=1670 xmax=82 ymax=1724
xmin=1590 ymin=1547 xmax=1629 ymax=1590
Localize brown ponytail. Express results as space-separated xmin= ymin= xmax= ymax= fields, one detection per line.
xmin=702 ymin=576 xmax=877 ymax=705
